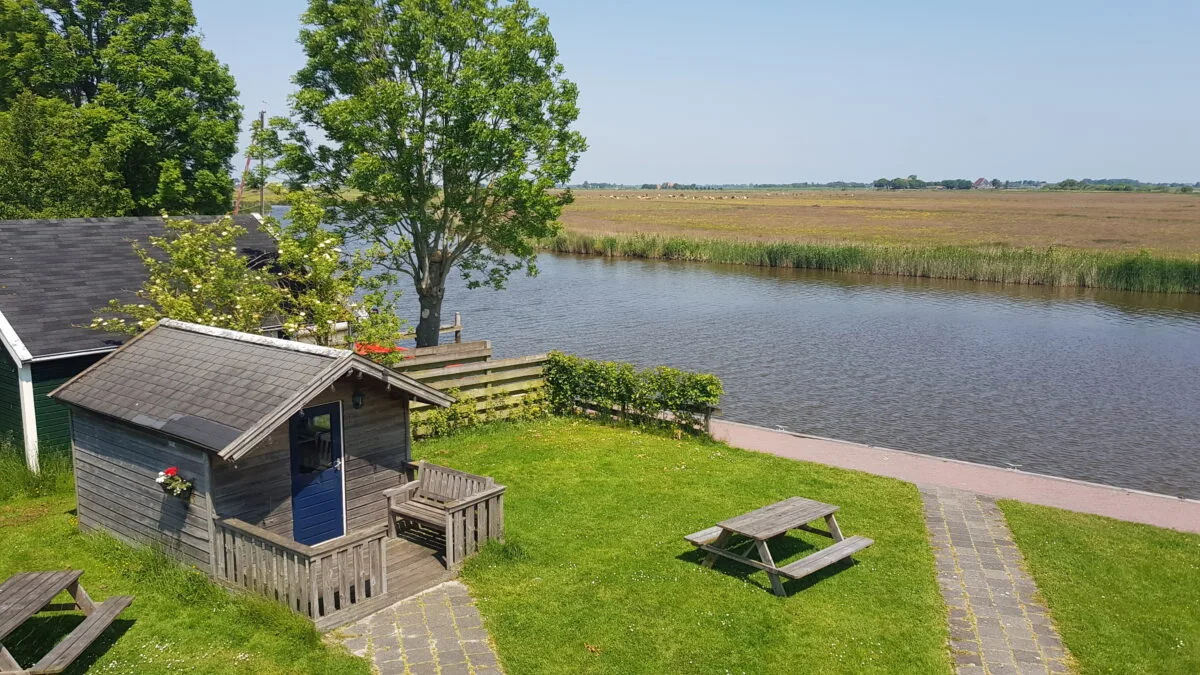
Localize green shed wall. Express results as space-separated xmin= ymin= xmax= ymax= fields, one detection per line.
xmin=0 ymin=349 xmax=20 ymax=446
xmin=32 ymin=354 xmax=107 ymax=450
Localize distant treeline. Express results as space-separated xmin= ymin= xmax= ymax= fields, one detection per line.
xmin=571 ymin=178 xmax=1199 ymax=193
xmin=1045 ymin=179 xmax=1197 ymax=193
xmin=872 ymin=176 xmax=1045 ymax=190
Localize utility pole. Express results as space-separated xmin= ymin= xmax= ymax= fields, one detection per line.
xmin=258 ymin=108 xmax=266 ymax=216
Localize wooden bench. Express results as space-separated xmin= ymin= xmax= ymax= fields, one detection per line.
xmin=385 ymin=460 xmax=495 ymax=532
xmin=0 ymin=571 xmax=133 ymax=675
xmin=384 ymin=461 xmax=507 ymax=569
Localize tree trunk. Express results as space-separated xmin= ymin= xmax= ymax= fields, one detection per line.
xmin=415 ymin=286 xmax=445 ymax=347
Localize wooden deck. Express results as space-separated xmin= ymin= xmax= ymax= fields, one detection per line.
xmin=313 ymin=529 xmax=453 ymax=630
xmin=386 ymin=529 xmax=454 ymax=599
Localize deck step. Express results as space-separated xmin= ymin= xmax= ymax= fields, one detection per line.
xmin=684 ymin=526 xmax=723 ymax=547
xmin=30 ymin=596 xmax=133 ymax=674
xmin=777 ymin=536 xmax=872 ymax=580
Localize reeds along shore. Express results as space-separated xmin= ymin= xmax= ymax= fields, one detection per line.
xmin=544 ymin=232 xmax=1200 ymax=293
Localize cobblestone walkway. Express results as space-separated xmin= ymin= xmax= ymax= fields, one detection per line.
xmin=338 ymin=581 xmax=502 ymax=674
xmin=921 ymin=485 xmax=1072 ymax=674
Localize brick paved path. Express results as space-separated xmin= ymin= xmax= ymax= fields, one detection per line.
xmin=338 ymin=581 xmax=502 ymax=675
xmin=921 ymin=485 xmax=1072 ymax=674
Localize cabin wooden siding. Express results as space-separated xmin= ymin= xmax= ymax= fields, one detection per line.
xmin=32 ymin=355 xmax=106 ymax=448
xmin=71 ymin=409 xmax=214 ymax=572
xmin=209 ymin=374 xmax=412 ymax=538
xmin=0 ymin=349 xmax=19 ymax=444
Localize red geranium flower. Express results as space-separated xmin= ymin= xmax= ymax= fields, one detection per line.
xmin=164 ymin=467 xmax=178 ymax=477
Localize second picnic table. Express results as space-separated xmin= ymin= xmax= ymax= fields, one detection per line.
xmin=686 ymin=497 xmax=873 ymax=596
xmin=0 ymin=570 xmax=132 ymax=675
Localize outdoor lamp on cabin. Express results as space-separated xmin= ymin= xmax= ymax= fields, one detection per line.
xmin=352 ymin=387 xmax=366 ymax=410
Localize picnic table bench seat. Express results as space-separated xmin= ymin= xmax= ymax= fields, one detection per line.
xmin=684 ymin=526 xmax=723 ymax=547
xmin=28 ymin=595 xmax=134 ymax=675
xmin=0 ymin=570 xmax=132 ymax=675
xmin=775 ymin=535 xmax=873 ymax=580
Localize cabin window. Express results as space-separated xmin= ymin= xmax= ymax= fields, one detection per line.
xmin=295 ymin=411 xmax=334 ymax=473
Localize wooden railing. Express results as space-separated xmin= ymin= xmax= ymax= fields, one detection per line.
xmin=212 ymin=518 xmax=388 ymax=625
xmin=400 ymin=312 xmax=464 ymax=343
xmin=445 ymin=485 xmax=507 ymax=569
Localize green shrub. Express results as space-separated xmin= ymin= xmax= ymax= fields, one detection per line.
xmin=415 ymin=387 xmax=550 ymax=439
xmin=0 ymin=437 xmax=74 ymax=502
xmin=543 ymin=352 xmax=723 ymax=431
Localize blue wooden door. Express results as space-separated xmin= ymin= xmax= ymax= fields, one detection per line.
xmin=290 ymin=402 xmax=345 ymax=545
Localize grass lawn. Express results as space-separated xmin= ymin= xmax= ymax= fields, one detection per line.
xmin=0 ymin=450 xmax=368 ymax=674
xmin=417 ymin=418 xmax=951 ymax=674
xmin=1001 ymin=501 xmax=1200 ymax=674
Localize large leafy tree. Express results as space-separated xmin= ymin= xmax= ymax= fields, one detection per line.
xmin=276 ymin=0 xmax=586 ymax=346
xmin=0 ymin=0 xmax=241 ymax=215
xmin=0 ymin=90 xmax=132 ymax=218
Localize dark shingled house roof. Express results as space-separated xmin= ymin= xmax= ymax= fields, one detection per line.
xmin=0 ymin=215 xmax=275 ymax=361
xmin=50 ymin=319 xmax=453 ymax=461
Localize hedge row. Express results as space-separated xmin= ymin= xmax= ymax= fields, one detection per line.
xmin=543 ymin=351 xmax=723 ymax=430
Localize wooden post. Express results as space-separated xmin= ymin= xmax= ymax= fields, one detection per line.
xmin=17 ymin=362 xmax=38 ymax=473
xmin=453 ymin=312 xmax=462 ymax=343
xmin=755 ymin=541 xmax=786 ymax=597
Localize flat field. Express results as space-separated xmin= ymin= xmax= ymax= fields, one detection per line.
xmin=560 ymin=190 xmax=1200 ymax=254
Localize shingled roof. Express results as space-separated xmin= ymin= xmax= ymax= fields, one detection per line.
xmin=50 ymin=319 xmax=453 ymax=460
xmin=0 ymin=215 xmax=275 ymax=362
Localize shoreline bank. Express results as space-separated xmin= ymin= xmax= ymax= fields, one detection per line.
xmin=710 ymin=419 xmax=1200 ymax=533
xmin=545 ymin=232 xmax=1200 ymax=293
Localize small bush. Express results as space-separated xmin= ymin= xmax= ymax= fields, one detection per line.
xmin=416 ymin=387 xmax=550 ymax=439
xmin=543 ymin=352 xmax=723 ymax=431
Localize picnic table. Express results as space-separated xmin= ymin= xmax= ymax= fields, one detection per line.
xmin=686 ymin=497 xmax=873 ymax=596
xmin=0 ymin=571 xmax=132 ymax=675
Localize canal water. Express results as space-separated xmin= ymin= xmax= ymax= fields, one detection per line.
xmin=410 ymin=253 xmax=1200 ymax=499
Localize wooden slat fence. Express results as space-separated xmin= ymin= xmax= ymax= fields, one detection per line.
xmin=393 ymin=349 xmax=550 ymax=437
xmin=212 ymin=518 xmax=388 ymax=624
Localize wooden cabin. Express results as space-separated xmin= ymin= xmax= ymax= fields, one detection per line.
xmin=49 ymin=319 xmax=506 ymax=629
xmin=0 ymin=215 xmax=275 ymax=469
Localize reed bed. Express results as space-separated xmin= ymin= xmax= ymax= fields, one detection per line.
xmin=545 ymin=232 xmax=1200 ymax=293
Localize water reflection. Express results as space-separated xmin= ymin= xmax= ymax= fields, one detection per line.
xmin=426 ymin=254 xmax=1200 ymax=499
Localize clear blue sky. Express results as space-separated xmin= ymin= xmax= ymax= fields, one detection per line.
xmin=195 ymin=1 xmax=1199 ymax=184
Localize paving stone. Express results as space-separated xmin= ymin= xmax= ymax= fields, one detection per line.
xmin=438 ymin=648 xmax=468 ymax=665
xmin=463 ymin=639 xmax=495 ymax=655
xmin=404 ymin=648 xmax=435 ymax=664
xmin=954 ymin=652 xmax=983 ymax=667
xmin=920 ymin=485 xmax=1071 ymax=675
xmin=1012 ymin=648 xmax=1043 ymax=664
xmin=409 ymin=662 xmax=439 ymax=675
xmin=376 ymin=662 xmax=407 ymax=675
xmin=334 ymin=581 xmax=504 ymax=674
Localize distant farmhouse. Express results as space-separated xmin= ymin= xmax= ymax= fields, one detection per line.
xmin=973 ymin=178 xmax=993 ymax=189
xmin=0 ymin=215 xmax=275 ymax=467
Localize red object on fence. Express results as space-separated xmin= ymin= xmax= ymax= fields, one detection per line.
xmin=354 ymin=343 xmax=409 ymax=356
xmin=164 ymin=466 xmax=178 ymax=477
